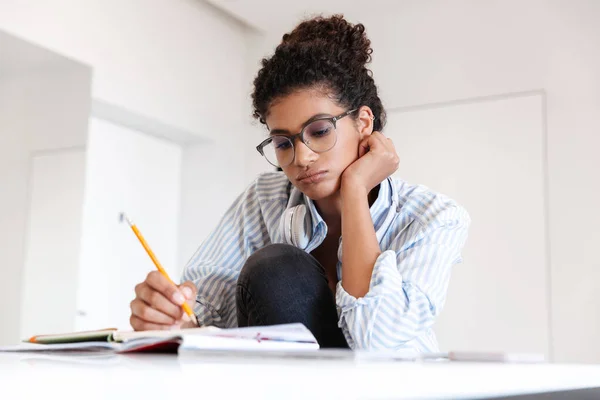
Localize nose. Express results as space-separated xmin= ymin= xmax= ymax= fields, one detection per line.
xmin=293 ymin=140 xmax=317 ymax=167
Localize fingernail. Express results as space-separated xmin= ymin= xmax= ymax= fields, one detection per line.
xmin=173 ymin=292 xmax=185 ymax=305
xmin=182 ymin=286 xmax=193 ymax=299
xmin=182 ymin=313 xmax=191 ymax=322
xmin=170 ymin=324 xmax=181 ymax=331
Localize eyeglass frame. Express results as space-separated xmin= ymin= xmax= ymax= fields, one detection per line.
xmin=255 ymin=108 xmax=359 ymax=167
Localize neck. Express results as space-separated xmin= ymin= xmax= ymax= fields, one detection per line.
xmin=314 ymin=191 xmax=343 ymax=234
xmin=314 ymin=184 xmax=381 ymax=236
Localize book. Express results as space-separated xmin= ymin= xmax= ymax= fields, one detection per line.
xmin=0 ymin=323 xmax=320 ymax=354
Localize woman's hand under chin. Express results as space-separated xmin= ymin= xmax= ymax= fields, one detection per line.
xmin=341 ymin=131 xmax=400 ymax=195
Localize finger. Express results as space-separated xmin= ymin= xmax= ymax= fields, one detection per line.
xmin=146 ymin=271 xmax=186 ymax=306
xmin=135 ymin=281 xmax=184 ymax=320
xmin=384 ymin=138 xmax=397 ymax=155
xmin=179 ymin=281 xmax=197 ymax=299
xmin=370 ymin=131 xmax=388 ymax=148
xmin=130 ymin=315 xmax=179 ymax=332
xmin=130 ymin=298 xmax=176 ymax=325
xmin=358 ymin=136 xmax=371 ymax=158
xmin=384 ymin=135 xmax=396 ymax=150
xmin=371 ymin=131 xmax=396 ymax=154
xmin=178 ymin=281 xmax=198 ymax=307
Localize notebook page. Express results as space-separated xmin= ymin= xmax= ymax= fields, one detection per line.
xmin=111 ymin=326 xmax=220 ymax=342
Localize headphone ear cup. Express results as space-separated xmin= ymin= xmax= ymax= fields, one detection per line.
xmin=279 ymin=207 xmax=295 ymax=245
xmin=279 ymin=205 xmax=312 ymax=249
xmin=290 ymin=205 xmax=311 ymax=250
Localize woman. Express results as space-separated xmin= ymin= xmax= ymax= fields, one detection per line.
xmin=129 ymin=15 xmax=470 ymax=351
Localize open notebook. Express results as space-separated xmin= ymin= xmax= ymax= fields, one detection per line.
xmin=0 ymin=323 xmax=319 ymax=354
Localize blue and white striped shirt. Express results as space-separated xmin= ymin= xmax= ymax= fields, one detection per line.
xmin=181 ymin=171 xmax=470 ymax=352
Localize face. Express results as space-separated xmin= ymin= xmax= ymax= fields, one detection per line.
xmin=264 ymin=89 xmax=374 ymax=201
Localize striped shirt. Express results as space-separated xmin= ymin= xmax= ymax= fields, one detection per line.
xmin=181 ymin=171 xmax=470 ymax=352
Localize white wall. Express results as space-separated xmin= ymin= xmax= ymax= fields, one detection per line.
xmin=20 ymin=149 xmax=86 ymax=338
xmin=388 ymin=93 xmax=549 ymax=357
xmin=0 ymin=1 xmax=255 ymax=333
xmin=245 ymin=0 xmax=600 ymax=363
xmin=0 ymin=78 xmax=30 ymax=345
xmin=0 ymin=0 xmax=258 ymax=277
xmin=242 ymin=29 xmax=278 ymax=182
xmin=76 ymin=118 xmax=182 ymax=332
xmin=0 ymin=0 xmax=249 ymax=142
xmin=0 ymin=31 xmax=91 ymax=344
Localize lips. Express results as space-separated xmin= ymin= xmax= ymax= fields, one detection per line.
xmin=297 ymin=170 xmax=327 ymax=184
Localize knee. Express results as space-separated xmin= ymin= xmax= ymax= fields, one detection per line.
xmin=238 ymin=243 xmax=321 ymax=289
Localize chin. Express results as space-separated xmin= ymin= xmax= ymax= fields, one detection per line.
xmin=295 ymin=176 xmax=341 ymax=201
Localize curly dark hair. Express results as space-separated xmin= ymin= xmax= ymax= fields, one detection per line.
xmin=251 ymin=14 xmax=386 ymax=132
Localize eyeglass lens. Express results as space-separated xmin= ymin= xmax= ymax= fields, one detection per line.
xmin=262 ymin=119 xmax=337 ymax=167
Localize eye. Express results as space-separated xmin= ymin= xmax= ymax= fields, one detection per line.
xmin=306 ymin=120 xmax=334 ymax=138
xmin=272 ymin=137 xmax=292 ymax=150
xmin=312 ymin=127 xmax=331 ymax=137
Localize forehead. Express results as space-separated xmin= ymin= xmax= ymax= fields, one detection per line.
xmin=265 ymin=90 xmax=343 ymax=131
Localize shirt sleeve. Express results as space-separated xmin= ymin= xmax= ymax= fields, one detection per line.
xmin=180 ymin=179 xmax=269 ymax=328
xmin=336 ymin=204 xmax=471 ymax=350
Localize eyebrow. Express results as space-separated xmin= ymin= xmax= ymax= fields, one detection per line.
xmin=269 ymin=113 xmax=331 ymax=136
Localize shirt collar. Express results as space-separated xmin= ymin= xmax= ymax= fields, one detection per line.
xmin=296 ymin=177 xmax=396 ymax=238
xmin=302 ymin=190 xmax=325 ymax=237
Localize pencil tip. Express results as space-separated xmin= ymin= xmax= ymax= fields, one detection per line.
xmin=119 ymin=212 xmax=133 ymax=226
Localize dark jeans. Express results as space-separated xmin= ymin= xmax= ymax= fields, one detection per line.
xmin=236 ymin=243 xmax=349 ymax=348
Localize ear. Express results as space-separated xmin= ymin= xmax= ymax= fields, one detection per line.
xmin=355 ymin=106 xmax=375 ymax=140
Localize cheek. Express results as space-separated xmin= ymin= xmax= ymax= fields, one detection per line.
xmin=318 ymin=144 xmax=358 ymax=175
xmin=280 ymin=165 xmax=295 ymax=178
xmin=335 ymin=133 xmax=360 ymax=164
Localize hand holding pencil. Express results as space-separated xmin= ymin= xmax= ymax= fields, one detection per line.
xmin=123 ymin=213 xmax=199 ymax=330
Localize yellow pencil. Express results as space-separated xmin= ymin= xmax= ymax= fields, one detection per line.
xmin=120 ymin=212 xmax=198 ymax=327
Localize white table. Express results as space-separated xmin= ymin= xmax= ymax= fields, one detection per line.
xmin=1 ymin=351 xmax=600 ymax=399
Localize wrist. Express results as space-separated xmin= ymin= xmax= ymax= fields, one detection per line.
xmin=341 ymin=176 xmax=368 ymax=197
xmin=340 ymin=180 xmax=369 ymax=202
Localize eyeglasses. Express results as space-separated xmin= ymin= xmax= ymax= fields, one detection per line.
xmin=256 ymin=109 xmax=357 ymax=168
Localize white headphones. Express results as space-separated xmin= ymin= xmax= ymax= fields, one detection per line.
xmin=279 ymin=204 xmax=312 ymax=250
xmin=278 ymin=186 xmax=313 ymax=250
xmin=278 ymin=179 xmax=404 ymax=251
